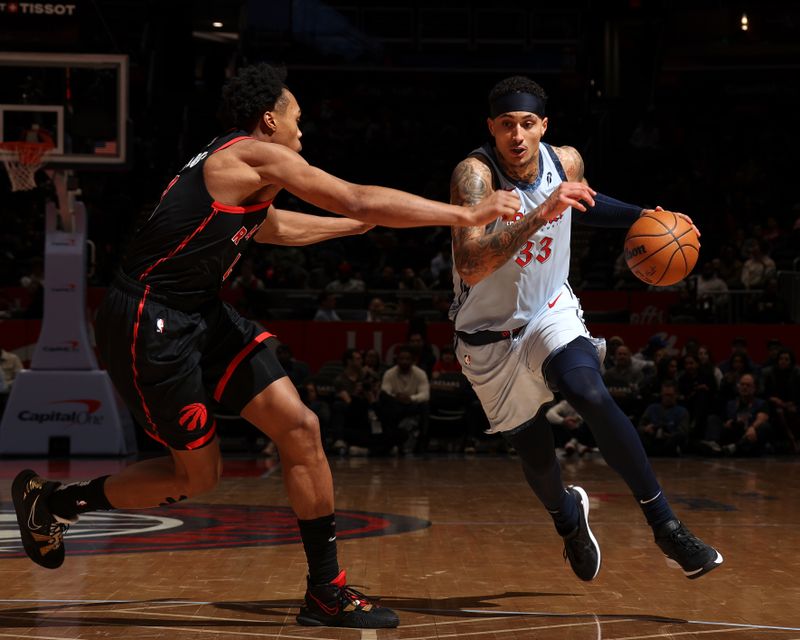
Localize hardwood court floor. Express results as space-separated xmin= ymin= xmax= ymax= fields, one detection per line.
xmin=0 ymin=453 xmax=798 ymax=639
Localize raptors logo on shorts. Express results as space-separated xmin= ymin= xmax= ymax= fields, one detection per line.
xmin=179 ymin=403 xmax=208 ymax=431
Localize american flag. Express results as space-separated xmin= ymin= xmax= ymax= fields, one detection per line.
xmin=94 ymin=140 xmax=118 ymax=155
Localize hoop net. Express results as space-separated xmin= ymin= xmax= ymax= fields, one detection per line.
xmin=0 ymin=141 xmax=54 ymax=192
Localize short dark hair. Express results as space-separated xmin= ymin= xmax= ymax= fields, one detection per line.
xmin=342 ymin=348 xmax=360 ymax=366
xmin=220 ymin=63 xmax=288 ymax=131
xmin=396 ymin=345 xmax=414 ymax=358
xmin=488 ymin=76 xmax=547 ymax=106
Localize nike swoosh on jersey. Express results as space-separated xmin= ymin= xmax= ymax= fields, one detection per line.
xmin=547 ymin=293 xmax=563 ymax=308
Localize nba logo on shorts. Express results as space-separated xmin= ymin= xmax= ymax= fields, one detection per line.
xmin=464 ymin=354 xmax=471 ymax=366
xmin=156 ymin=318 xmax=165 ymax=333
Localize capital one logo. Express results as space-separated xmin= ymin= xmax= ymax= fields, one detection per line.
xmin=50 ymin=283 xmax=76 ymax=293
xmin=42 ymin=340 xmax=79 ymax=352
xmin=18 ymin=398 xmax=104 ymax=426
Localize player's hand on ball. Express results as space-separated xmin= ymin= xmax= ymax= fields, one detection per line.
xmin=644 ymin=206 xmax=701 ymax=239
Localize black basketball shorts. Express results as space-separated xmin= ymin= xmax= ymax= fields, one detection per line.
xmin=95 ymin=278 xmax=286 ymax=450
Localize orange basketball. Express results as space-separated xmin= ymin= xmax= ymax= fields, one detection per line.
xmin=624 ymin=210 xmax=700 ymax=286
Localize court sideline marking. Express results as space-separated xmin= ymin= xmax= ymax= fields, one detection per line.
xmin=0 ymin=600 xmax=798 ymax=639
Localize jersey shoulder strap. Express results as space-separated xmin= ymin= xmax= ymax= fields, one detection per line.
xmin=541 ymin=142 xmax=568 ymax=181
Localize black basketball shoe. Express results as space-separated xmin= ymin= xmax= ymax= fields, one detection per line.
xmin=11 ymin=469 xmax=74 ymax=569
xmin=654 ymin=519 xmax=723 ymax=579
xmin=296 ymin=569 xmax=399 ymax=628
xmin=562 ymin=485 xmax=602 ymax=581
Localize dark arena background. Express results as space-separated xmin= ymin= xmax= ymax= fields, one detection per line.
xmin=0 ymin=1 xmax=798 ymax=638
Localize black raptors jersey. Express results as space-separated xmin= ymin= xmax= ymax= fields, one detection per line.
xmin=122 ymin=131 xmax=271 ymax=307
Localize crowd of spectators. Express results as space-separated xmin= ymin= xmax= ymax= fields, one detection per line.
xmin=258 ymin=326 xmax=799 ymax=460
xmin=597 ymin=334 xmax=800 ymax=458
xmin=258 ymin=327 xmax=494 ymax=456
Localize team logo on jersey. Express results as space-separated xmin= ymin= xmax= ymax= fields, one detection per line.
xmin=156 ymin=318 xmax=165 ymax=333
xmin=231 ymin=226 xmax=248 ymax=245
xmin=0 ymin=505 xmax=431 ymax=559
xmin=232 ymin=222 xmax=264 ymax=246
xmin=178 ymin=403 xmax=208 ymax=431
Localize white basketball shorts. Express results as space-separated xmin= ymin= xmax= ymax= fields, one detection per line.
xmin=455 ymin=284 xmax=606 ymax=433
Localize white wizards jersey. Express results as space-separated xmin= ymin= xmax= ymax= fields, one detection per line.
xmin=450 ymin=142 xmax=572 ymax=332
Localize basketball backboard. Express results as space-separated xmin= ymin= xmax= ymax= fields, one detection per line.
xmin=0 ymin=52 xmax=128 ymax=166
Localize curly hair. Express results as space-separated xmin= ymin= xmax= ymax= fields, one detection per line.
xmin=219 ymin=63 xmax=288 ymax=131
xmin=488 ymin=76 xmax=547 ymax=104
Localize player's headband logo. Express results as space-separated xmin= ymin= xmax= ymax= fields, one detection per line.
xmin=489 ymin=92 xmax=547 ymax=119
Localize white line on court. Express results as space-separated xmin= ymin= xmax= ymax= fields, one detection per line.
xmin=391 ymin=618 xmax=627 ymax=640
xmin=450 ymin=609 xmax=800 ymax=633
xmin=0 ymin=610 xmax=336 ymax=640
xmin=63 ymin=606 xmax=286 ymax=626
xmin=0 ymin=599 xmax=797 ymax=638
xmin=0 ymin=633 xmax=77 ymax=640
xmin=610 ymin=627 xmax=771 ymax=640
xmin=399 ymin=615 xmax=533 ymax=629
xmin=688 ymin=620 xmax=800 ymax=632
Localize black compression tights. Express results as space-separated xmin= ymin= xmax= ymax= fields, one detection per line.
xmin=546 ymin=338 xmax=662 ymax=500
xmin=504 ymin=410 xmax=564 ymax=508
xmin=556 ymin=365 xmax=661 ymax=499
xmin=506 ymin=337 xmax=674 ymax=529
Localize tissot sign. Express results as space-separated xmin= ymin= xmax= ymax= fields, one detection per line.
xmin=0 ymin=3 xmax=77 ymax=15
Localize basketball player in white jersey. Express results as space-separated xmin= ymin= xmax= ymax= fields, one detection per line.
xmin=449 ymin=76 xmax=723 ymax=581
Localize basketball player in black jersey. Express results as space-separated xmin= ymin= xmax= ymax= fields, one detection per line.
xmin=11 ymin=64 xmax=520 ymax=629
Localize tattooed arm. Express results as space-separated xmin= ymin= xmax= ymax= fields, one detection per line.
xmin=450 ymin=156 xmax=596 ymax=287
xmin=554 ymin=145 xmax=587 ymax=184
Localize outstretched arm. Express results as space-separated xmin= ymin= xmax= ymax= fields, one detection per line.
xmin=450 ymin=157 xmax=595 ymax=287
xmin=255 ymin=206 xmax=374 ymax=246
xmin=214 ymin=140 xmax=520 ymax=228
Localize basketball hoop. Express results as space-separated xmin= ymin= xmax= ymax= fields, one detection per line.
xmin=0 ymin=140 xmax=54 ymax=192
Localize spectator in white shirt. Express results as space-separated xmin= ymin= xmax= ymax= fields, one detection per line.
xmin=380 ymin=345 xmax=430 ymax=453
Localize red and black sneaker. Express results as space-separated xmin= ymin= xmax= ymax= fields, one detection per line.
xmin=296 ymin=569 xmax=399 ymax=628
